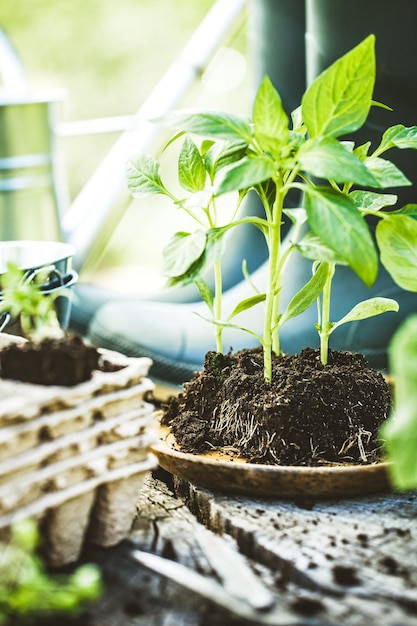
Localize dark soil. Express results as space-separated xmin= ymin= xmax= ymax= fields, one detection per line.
xmin=162 ymin=347 xmax=392 ymax=467
xmin=0 ymin=333 xmax=102 ymax=386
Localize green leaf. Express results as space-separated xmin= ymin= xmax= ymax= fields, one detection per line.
xmin=349 ymin=190 xmax=398 ymax=212
xmin=195 ymin=278 xmax=214 ymax=314
xmin=153 ymin=109 xmax=253 ymax=142
xmin=291 ymin=105 xmax=303 ymax=132
xmin=183 ymin=189 xmax=213 ymax=210
xmin=298 ymin=137 xmax=379 ymax=186
xmin=296 ymin=232 xmax=346 ymax=264
xmin=166 ymin=226 xmax=227 ymax=287
xmin=390 ymin=203 xmax=417 ymax=219
xmin=125 ymin=154 xmax=169 ymax=199
xmin=280 ymin=262 xmax=329 ymax=326
xmin=380 ymin=315 xmax=417 ymax=490
xmin=227 ymin=293 xmax=266 ymax=321
xmin=376 ymin=215 xmax=417 ymax=291
xmin=332 ymin=297 xmax=399 ymax=332
xmin=353 ymin=141 xmax=371 ymax=160
xmin=253 ymin=76 xmax=289 ymax=154
xmin=204 ymin=140 xmax=248 ymax=179
xmin=371 ymin=99 xmax=392 ymax=111
xmin=11 ymin=519 xmax=39 ymax=552
xmin=178 ymin=136 xmax=206 ymax=193
xmin=162 ymin=231 xmax=206 ymax=278
xmin=304 ymin=187 xmax=378 ymax=286
xmin=364 ymin=156 xmax=411 ymax=187
xmin=283 ymin=207 xmax=307 ymax=227
xmin=216 ymin=156 xmax=276 ymax=194
xmin=378 ymin=124 xmax=417 ymax=152
xmin=162 ymin=130 xmax=185 ymax=152
xmin=302 ymin=35 xmax=375 ymax=138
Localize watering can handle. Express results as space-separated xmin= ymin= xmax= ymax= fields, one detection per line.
xmin=0 ymin=312 xmax=11 ymax=333
xmin=23 ymin=265 xmax=62 ymax=287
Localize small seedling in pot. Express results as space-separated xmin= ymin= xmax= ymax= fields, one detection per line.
xmin=0 ymin=262 xmax=63 ymax=340
xmin=0 ymin=263 xmax=99 ymax=386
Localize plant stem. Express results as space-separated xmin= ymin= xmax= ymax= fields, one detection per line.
xmin=213 ymin=259 xmax=223 ymax=353
xmin=319 ymin=262 xmax=335 ymax=365
xmin=263 ymin=184 xmax=284 ymax=383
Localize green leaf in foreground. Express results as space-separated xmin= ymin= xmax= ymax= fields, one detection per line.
xmin=381 ymin=315 xmax=417 ymax=490
xmin=0 ymin=519 xmax=102 ymax=622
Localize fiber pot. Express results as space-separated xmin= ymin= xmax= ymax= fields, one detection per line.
xmin=0 ymin=333 xmax=157 ymax=567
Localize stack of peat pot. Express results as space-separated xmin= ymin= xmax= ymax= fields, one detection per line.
xmin=0 ymin=334 xmax=157 ymax=566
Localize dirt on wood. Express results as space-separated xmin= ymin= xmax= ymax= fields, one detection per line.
xmin=162 ymin=347 xmax=392 ymax=466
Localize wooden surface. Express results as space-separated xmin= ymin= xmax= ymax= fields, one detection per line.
xmin=73 ymin=468 xmax=417 ymax=626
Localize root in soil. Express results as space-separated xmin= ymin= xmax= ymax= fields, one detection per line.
xmin=162 ymin=347 xmax=392 ymax=467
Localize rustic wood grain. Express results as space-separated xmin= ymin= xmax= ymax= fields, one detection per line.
xmin=175 ymin=476 xmax=417 ymax=625
xmin=70 ymin=470 xmax=417 ymax=626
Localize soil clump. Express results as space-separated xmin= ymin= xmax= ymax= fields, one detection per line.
xmin=162 ymin=347 xmax=392 ymax=466
xmin=0 ymin=334 xmax=101 ymax=386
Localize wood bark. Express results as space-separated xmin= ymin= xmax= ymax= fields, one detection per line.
xmin=68 ymin=469 xmax=417 ymax=626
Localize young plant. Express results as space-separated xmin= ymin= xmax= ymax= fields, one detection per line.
xmin=0 ymin=263 xmax=63 ymax=340
xmin=125 ymin=137 xmax=248 ymax=354
xmin=0 ymin=518 xmax=102 ymax=624
xmin=126 ymin=34 xmax=417 ymax=381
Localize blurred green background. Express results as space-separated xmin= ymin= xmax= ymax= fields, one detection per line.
xmin=0 ymin=0 xmax=250 ymax=292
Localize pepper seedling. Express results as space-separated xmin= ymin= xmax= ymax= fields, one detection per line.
xmin=126 ymin=34 xmax=417 ymax=381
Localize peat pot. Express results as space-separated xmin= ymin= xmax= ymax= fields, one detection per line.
xmin=0 ymin=334 xmax=157 ymax=567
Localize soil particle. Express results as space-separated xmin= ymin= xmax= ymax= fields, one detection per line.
xmin=379 ymin=555 xmax=399 ymax=575
xmin=332 ymin=564 xmax=361 ymax=586
xmin=290 ymin=595 xmax=324 ymax=616
xmin=162 ymin=347 xmax=391 ymax=467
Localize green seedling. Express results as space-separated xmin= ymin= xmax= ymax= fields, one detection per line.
xmin=0 ymin=519 xmax=102 ymax=625
xmin=0 ymin=262 xmax=63 ymax=340
xmin=126 ymin=34 xmax=417 ymax=381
